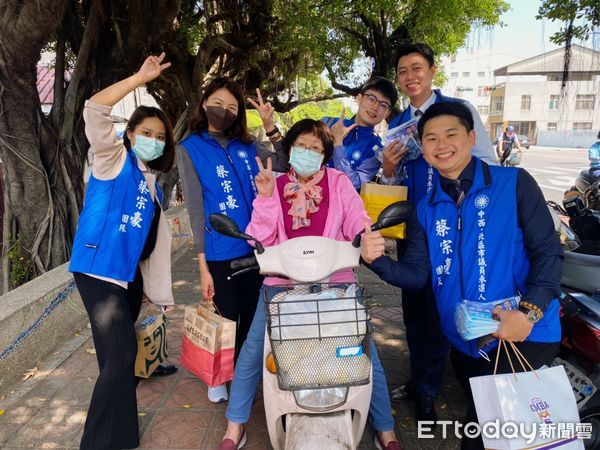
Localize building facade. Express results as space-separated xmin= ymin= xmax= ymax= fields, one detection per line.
xmin=440 ymin=50 xmax=521 ymax=133
xmin=489 ymin=45 xmax=600 ymax=146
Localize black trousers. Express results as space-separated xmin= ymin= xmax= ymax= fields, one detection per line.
xmin=397 ymin=240 xmax=449 ymax=398
xmin=207 ymin=257 xmax=264 ymax=359
xmin=450 ymin=341 xmax=560 ymax=450
xmin=74 ymin=270 xmax=144 ymax=450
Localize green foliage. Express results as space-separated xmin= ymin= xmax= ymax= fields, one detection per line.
xmin=537 ymin=0 xmax=600 ymax=44
xmin=278 ymin=99 xmax=345 ymax=130
xmin=7 ymin=234 xmax=35 ymax=288
xmin=246 ymin=110 xmax=264 ymax=129
xmin=286 ymin=0 xmax=510 ymax=82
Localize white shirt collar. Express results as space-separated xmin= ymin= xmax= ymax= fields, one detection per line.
xmin=410 ymin=91 xmax=437 ymax=118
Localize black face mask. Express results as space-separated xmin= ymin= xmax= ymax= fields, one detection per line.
xmin=205 ymin=106 xmax=237 ymax=131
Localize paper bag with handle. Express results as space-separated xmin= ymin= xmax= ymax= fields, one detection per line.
xmin=360 ymin=182 xmax=408 ymax=239
xmin=180 ymin=302 xmax=236 ymax=387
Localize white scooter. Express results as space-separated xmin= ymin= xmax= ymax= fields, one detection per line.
xmin=209 ymin=201 xmax=411 ymax=450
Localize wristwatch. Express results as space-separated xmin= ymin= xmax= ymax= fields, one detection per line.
xmin=518 ymin=301 xmax=544 ymax=324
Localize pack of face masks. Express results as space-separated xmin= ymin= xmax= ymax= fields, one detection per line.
xmin=454 ymin=296 xmax=520 ymax=340
xmin=379 ymin=119 xmax=422 ymax=162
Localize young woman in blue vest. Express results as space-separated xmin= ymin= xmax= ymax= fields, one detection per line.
xmin=177 ymin=78 xmax=289 ymax=403
xmin=69 ymin=53 xmax=175 ymax=450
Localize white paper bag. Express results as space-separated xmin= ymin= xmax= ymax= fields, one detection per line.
xmin=470 ymin=364 xmax=584 ymax=449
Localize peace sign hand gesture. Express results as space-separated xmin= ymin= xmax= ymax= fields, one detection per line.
xmin=255 ymin=156 xmax=274 ymax=198
xmin=330 ymin=107 xmax=358 ymax=147
xmin=247 ymin=88 xmax=276 ymax=133
xmin=135 ymin=52 xmax=171 ymax=85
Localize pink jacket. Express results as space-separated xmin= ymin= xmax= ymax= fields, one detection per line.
xmin=246 ymin=168 xmax=371 ymax=285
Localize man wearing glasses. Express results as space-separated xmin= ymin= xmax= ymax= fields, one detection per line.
xmin=323 ymin=76 xmax=398 ymax=190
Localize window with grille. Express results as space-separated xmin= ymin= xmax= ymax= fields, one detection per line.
xmin=575 ymin=95 xmax=595 ymax=110
xmin=492 ymin=97 xmax=504 ymax=111
xmin=573 ymin=122 xmax=592 ymax=130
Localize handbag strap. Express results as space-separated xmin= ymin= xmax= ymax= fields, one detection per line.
xmin=197 ymin=300 xmax=225 ymax=319
xmin=493 ymin=340 xmax=540 ymax=381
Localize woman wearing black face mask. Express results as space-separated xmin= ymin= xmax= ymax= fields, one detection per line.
xmin=177 ymin=78 xmax=288 ymax=403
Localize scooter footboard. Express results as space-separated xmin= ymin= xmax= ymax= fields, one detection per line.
xmin=285 ymin=411 xmax=360 ymax=450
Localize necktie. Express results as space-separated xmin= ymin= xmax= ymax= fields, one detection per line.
xmin=446 ymin=179 xmax=465 ymax=207
xmin=414 ymin=109 xmax=423 ymax=119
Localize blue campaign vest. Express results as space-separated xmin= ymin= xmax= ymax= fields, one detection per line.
xmin=322 ymin=116 xmax=382 ymax=169
xmin=388 ymin=89 xmax=463 ymax=204
xmin=417 ymin=158 xmax=560 ymax=358
xmin=179 ymin=132 xmax=258 ymax=261
xmin=69 ymin=150 xmax=161 ymax=282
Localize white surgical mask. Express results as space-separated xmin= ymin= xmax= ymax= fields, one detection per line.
xmin=289 ymin=146 xmax=324 ymax=178
xmin=132 ymin=135 xmax=165 ymax=162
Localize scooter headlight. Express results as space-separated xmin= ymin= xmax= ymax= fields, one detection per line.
xmin=293 ymin=387 xmax=348 ymax=412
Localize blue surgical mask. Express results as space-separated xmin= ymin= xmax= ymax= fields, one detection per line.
xmin=132 ymin=135 xmax=165 ymax=162
xmin=289 ymin=146 xmax=324 ymax=178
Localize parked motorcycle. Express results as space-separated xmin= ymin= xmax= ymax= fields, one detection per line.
xmin=547 ymin=180 xmax=600 ymax=449
xmin=209 ymin=201 xmax=411 ymax=450
xmin=570 ymin=170 xmax=600 ymax=212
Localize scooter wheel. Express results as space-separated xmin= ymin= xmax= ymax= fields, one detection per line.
xmin=580 ymin=405 xmax=600 ymax=449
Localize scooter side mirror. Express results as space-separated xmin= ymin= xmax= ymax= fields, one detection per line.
xmin=209 ymin=213 xmax=249 ymax=239
xmin=352 ymin=201 xmax=413 ymax=248
xmin=371 ymin=201 xmax=413 ymax=232
xmin=209 ymin=213 xmax=265 ymax=253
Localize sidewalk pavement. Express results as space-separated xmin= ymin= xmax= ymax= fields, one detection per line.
xmin=0 ymin=243 xmax=465 ymax=449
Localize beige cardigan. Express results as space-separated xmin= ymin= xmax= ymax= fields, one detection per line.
xmin=82 ymin=100 xmax=174 ymax=306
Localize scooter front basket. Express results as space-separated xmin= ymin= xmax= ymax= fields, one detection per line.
xmin=264 ymin=283 xmax=371 ymax=391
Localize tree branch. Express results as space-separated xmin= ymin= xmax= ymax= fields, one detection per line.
xmin=50 ymin=31 xmax=66 ymax=129
xmin=324 ymin=64 xmax=361 ymax=97
xmin=271 ymin=93 xmax=349 ymax=113
xmin=59 ymin=0 xmax=104 ymax=143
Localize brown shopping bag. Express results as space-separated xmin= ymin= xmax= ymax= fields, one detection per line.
xmin=180 ymin=304 xmax=236 ymax=387
xmin=134 ymin=310 xmax=169 ymax=378
xmin=360 ymin=182 xmax=408 ymax=239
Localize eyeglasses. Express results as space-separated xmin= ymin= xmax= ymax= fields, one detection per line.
xmin=292 ymin=146 xmax=324 ymax=154
xmin=363 ymin=93 xmax=391 ymax=111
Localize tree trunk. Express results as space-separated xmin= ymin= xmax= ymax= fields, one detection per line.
xmin=0 ymin=0 xmax=78 ymax=285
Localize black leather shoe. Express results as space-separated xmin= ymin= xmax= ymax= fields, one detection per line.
xmin=390 ymin=380 xmax=416 ymax=402
xmin=152 ymin=363 xmax=178 ymax=377
xmin=416 ymin=394 xmax=437 ymax=422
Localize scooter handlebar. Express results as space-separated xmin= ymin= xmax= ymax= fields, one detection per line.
xmin=230 ymin=255 xmax=259 ymax=270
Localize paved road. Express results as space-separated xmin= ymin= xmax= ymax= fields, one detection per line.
xmin=518 ymin=146 xmax=589 ymax=204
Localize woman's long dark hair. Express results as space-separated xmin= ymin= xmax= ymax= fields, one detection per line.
xmin=283 ymin=119 xmax=335 ymax=164
xmin=188 ymin=77 xmax=252 ymax=144
xmin=123 ymin=106 xmax=175 ymax=172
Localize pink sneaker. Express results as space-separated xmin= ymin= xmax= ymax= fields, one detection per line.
xmin=218 ymin=426 xmax=247 ymax=450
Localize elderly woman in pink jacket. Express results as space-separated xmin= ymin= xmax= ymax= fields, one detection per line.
xmin=218 ymin=119 xmax=402 ymax=450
